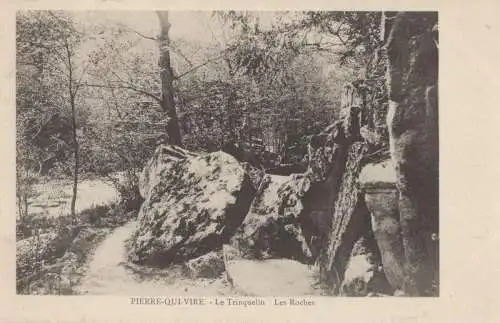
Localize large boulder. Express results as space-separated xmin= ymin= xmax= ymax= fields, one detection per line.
xmin=128 ymin=149 xmax=255 ymax=266
xmin=230 ymin=173 xmax=313 ymax=263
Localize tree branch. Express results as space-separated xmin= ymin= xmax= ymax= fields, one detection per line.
xmin=82 ymin=82 xmax=162 ymax=103
xmin=73 ymin=61 xmax=91 ymax=97
xmin=119 ymin=23 xmax=194 ymax=67
xmin=327 ymin=23 xmax=347 ymax=45
xmin=108 ymin=87 xmax=124 ymax=119
xmin=170 ymin=40 xmax=194 ymax=67
xmin=174 ymin=54 xmax=225 ymax=80
xmin=63 ymin=39 xmax=75 ymax=101
xmin=108 ymin=71 xmax=163 ymax=101
xmin=47 ymin=10 xmax=84 ymax=36
xmin=125 ymin=26 xmax=157 ymax=41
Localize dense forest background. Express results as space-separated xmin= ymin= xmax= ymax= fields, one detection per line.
xmin=16 ymin=11 xmax=383 ymax=220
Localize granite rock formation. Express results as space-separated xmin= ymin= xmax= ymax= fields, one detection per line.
xmin=129 ymin=148 xmax=255 ymax=266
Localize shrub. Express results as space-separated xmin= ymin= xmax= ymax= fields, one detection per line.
xmin=15 ymin=200 xmax=134 ymax=294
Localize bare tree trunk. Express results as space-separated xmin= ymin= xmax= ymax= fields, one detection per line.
xmin=17 ymin=195 xmax=23 ymax=220
xmin=69 ymin=99 xmax=79 ymax=220
xmin=23 ymin=194 xmax=28 ymax=219
xmin=156 ymin=11 xmax=182 ymax=147
xmin=20 ymin=167 xmax=31 ymax=219
xmin=65 ymin=40 xmax=79 ymax=220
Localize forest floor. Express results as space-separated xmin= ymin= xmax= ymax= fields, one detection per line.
xmin=76 ymin=219 xmax=323 ymax=296
xmin=20 ymin=177 xmax=322 ymax=296
xmin=19 ymin=177 xmax=234 ymax=295
xmin=76 ymin=220 xmax=236 ymax=296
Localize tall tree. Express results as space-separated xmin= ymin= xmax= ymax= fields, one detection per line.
xmin=16 ymin=11 xmax=85 ymax=219
xmin=156 ymin=11 xmax=182 ymax=146
xmin=63 ymin=37 xmax=80 ymax=219
xmin=48 ymin=11 xmax=86 ymax=219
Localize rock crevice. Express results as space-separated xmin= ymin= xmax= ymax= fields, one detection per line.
xmin=127 ymin=12 xmax=438 ymax=297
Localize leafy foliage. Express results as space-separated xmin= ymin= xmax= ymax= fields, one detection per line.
xmin=16 ymin=201 xmax=136 ymax=294
xmin=16 ymin=11 xmax=79 ymax=174
xmin=16 ymin=9 xmax=391 ymax=295
xmin=17 ymin=11 xmax=375 ymax=182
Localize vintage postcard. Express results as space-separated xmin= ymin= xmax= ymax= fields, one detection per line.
xmin=0 ymin=0 xmax=498 ymax=322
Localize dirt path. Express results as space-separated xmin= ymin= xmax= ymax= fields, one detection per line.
xmin=76 ymin=221 xmax=234 ymax=296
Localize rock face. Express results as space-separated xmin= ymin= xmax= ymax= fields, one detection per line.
xmin=385 ymin=12 xmax=439 ymax=296
xmin=138 ymin=145 xmax=197 ymax=200
xmin=128 ymin=148 xmax=255 ymax=266
xmin=359 ymin=159 xmax=405 ymax=292
xmin=230 ymin=173 xmax=313 ymax=263
xmin=340 ymin=83 xmax=365 ymax=141
xmin=316 ymin=12 xmax=438 ymax=297
xmin=125 ymin=12 xmax=439 ymax=297
xmin=302 ymin=121 xmax=350 ymax=259
xmin=306 ymin=121 xmax=346 ymax=183
xmin=321 ymin=142 xmax=371 ymax=293
xmin=240 ymin=161 xmax=265 ymax=191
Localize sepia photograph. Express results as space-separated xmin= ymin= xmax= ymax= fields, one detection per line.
xmin=15 ymin=10 xmax=438 ymax=297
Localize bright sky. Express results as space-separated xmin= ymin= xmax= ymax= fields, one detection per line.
xmin=72 ymin=11 xmax=278 ymax=45
xmin=67 ymin=11 xmax=228 ymax=78
xmin=67 ymin=10 xmax=294 ymax=81
xmin=82 ymin=11 xmax=217 ymax=43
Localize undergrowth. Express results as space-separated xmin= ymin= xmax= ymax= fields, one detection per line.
xmin=16 ymin=202 xmax=137 ymax=295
